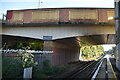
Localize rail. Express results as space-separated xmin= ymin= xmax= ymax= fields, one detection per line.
xmin=64 ymin=55 xmax=105 ymax=78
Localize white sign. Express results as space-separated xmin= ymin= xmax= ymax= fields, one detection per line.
xmin=23 ymin=67 xmax=32 ymax=79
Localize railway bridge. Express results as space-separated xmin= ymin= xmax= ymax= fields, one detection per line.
xmin=1 ymin=8 xmax=115 ymax=66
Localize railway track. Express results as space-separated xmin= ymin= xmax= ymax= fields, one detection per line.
xmin=50 ymin=55 xmax=106 ymax=79
xmin=52 ymin=61 xmax=90 ymax=78
xmin=64 ymin=56 xmax=105 ymax=79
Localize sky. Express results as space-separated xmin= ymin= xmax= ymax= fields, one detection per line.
xmin=0 ymin=0 xmax=114 ymax=18
xmin=101 ymin=44 xmax=116 ymax=51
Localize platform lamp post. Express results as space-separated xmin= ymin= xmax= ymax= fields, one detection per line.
xmin=115 ymin=0 xmax=120 ymax=70
xmin=38 ymin=0 xmax=43 ymax=8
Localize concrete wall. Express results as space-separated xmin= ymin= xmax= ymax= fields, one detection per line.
xmin=51 ymin=43 xmax=80 ymax=66
xmin=43 ymin=38 xmax=80 ymax=66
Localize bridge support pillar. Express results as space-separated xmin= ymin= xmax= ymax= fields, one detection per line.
xmin=43 ymin=40 xmax=80 ymax=66
xmin=43 ymin=40 xmax=53 ymax=64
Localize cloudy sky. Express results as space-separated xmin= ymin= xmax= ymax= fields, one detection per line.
xmin=0 ymin=0 xmax=114 ymax=13
xmin=0 ymin=0 xmax=114 ymax=19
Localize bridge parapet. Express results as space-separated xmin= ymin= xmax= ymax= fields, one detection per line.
xmin=7 ymin=8 xmax=115 ymax=24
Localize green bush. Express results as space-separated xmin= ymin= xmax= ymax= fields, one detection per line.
xmin=42 ymin=60 xmax=53 ymax=75
xmin=32 ymin=65 xmax=47 ymax=79
xmin=32 ymin=60 xmax=67 ymax=79
xmin=2 ymin=57 xmax=23 ymax=79
xmin=21 ymin=52 xmax=34 ymax=68
xmin=18 ymin=46 xmax=35 ymax=68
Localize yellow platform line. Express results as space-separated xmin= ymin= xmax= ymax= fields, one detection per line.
xmin=108 ymin=58 xmax=118 ymax=80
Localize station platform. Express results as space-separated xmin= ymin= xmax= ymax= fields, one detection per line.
xmin=93 ymin=55 xmax=119 ymax=80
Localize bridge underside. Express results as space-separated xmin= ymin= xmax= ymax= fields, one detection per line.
xmin=2 ymin=34 xmax=115 ymax=47
xmin=2 ymin=33 xmax=115 ymax=66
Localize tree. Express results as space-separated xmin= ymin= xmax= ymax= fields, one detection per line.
xmin=81 ymin=45 xmax=104 ymax=60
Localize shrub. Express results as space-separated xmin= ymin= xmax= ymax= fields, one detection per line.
xmin=21 ymin=52 xmax=34 ymax=68
xmin=32 ymin=60 xmax=67 ymax=79
xmin=32 ymin=65 xmax=47 ymax=79
xmin=42 ymin=60 xmax=53 ymax=75
xmin=2 ymin=57 xmax=23 ymax=79
xmin=19 ymin=46 xmax=35 ymax=68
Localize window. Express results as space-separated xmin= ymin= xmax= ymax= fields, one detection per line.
xmin=13 ymin=12 xmax=23 ymax=21
xmin=69 ymin=9 xmax=98 ymax=20
xmin=32 ymin=10 xmax=59 ymax=21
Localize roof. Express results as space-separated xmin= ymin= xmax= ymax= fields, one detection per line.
xmin=7 ymin=7 xmax=114 ymax=11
